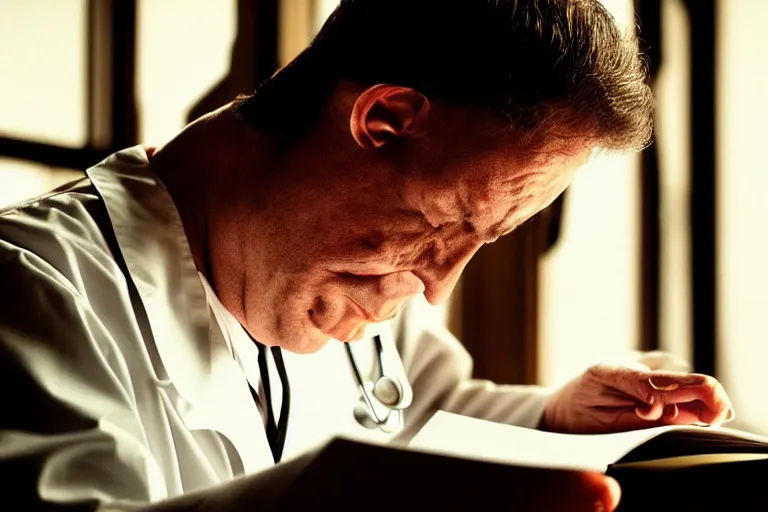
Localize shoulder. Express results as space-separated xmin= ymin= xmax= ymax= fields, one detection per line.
xmin=0 ymin=180 xmax=150 ymax=411
xmin=391 ymin=295 xmax=456 ymax=344
xmin=391 ymin=295 xmax=472 ymax=374
xmin=0 ymin=178 xmax=123 ymax=298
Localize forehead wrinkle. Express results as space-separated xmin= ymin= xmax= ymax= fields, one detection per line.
xmin=385 ymin=231 xmax=433 ymax=268
xmin=478 ymin=170 xmax=555 ymax=240
xmin=501 ymin=170 xmax=553 ymax=193
xmin=457 ymin=173 xmax=523 ymax=239
xmin=455 ymin=184 xmax=472 ymax=216
xmin=487 ymin=203 xmax=524 ymax=239
xmin=455 ymin=146 xmax=590 ymax=242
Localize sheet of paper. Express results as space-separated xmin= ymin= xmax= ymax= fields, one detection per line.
xmin=408 ymin=411 xmax=691 ymax=472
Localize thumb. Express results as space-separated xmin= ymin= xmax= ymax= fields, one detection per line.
xmin=574 ymin=473 xmax=622 ymax=512
xmin=600 ymin=475 xmax=623 ymax=511
xmin=514 ymin=469 xmax=622 ymax=511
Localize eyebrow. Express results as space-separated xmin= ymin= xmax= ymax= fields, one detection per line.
xmin=460 ymin=207 xmax=518 ymax=241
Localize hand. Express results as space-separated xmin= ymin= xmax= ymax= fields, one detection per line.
xmin=540 ymin=364 xmax=734 ymax=434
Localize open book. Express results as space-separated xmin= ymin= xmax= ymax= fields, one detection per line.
xmin=229 ymin=411 xmax=768 ymax=510
xmin=409 ymin=410 xmax=768 ymax=471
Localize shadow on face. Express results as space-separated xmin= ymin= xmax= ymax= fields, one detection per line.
xmin=219 ymin=85 xmax=594 ymax=353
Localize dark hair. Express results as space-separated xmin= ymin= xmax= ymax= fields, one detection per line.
xmin=233 ymin=0 xmax=653 ymax=152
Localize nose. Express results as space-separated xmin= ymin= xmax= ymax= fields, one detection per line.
xmin=375 ymin=271 xmax=426 ymax=312
xmin=414 ymin=240 xmax=481 ymax=305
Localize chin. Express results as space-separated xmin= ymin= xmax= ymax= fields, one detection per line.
xmin=343 ymin=324 xmax=370 ymax=343
xmin=280 ymin=328 xmax=332 ymax=355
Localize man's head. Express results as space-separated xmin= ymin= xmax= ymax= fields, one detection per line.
xmin=197 ymin=0 xmax=652 ymax=353
xmin=234 ymin=0 xmax=652 ymax=151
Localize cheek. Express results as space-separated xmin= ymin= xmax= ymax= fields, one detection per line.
xmin=326 ymin=232 xmax=435 ymax=274
xmin=266 ymin=201 xmax=435 ymax=274
xmin=254 ymin=271 xmax=326 ymax=335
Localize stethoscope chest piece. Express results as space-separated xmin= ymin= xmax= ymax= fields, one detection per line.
xmin=353 ymin=398 xmax=402 ymax=433
xmin=372 ymin=375 xmax=402 ymax=407
xmin=346 ymin=328 xmax=412 ymax=434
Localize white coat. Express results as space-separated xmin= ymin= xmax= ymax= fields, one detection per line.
xmin=0 ymin=146 xmax=557 ymax=510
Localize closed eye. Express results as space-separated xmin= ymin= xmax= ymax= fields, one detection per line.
xmin=361 ymin=231 xmax=386 ymax=250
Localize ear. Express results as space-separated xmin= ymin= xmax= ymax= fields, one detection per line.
xmin=349 ymin=85 xmax=431 ymax=150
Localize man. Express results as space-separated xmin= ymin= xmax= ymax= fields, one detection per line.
xmin=0 ymin=0 xmax=732 ymax=510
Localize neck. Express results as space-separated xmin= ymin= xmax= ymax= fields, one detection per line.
xmin=147 ymin=107 xmax=268 ymax=286
xmin=148 ymin=145 xmax=210 ymax=283
xmin=148 ymin=107 xmax=294 ymax=312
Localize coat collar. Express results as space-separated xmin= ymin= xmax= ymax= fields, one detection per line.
xmin=87 ymin=146 xmax=273 ymax=474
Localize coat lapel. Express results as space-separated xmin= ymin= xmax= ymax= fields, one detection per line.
xmin=87 ymin=146 xmax=275 ymax=475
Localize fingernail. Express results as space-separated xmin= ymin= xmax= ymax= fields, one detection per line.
xmin=662 ymin=403 xmax=679 ymax=420
xmin=648 ymin=376 xmax=680 ymax=391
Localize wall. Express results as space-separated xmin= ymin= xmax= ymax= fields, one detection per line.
xmin=717 ymin=0 xmax=768 ymax=434
xmin=136 ymin=0 xmax=236 ymax=145
xmin=538 ymin=0 xmax=641 ymax=387
xmin=655 ymin=0 xmax=693 ymax=369
xmin=0 ymin=0 xmax=88 ymax=207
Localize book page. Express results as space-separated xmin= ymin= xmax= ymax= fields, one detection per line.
xmin=615 ymin=426 xmax=768 ymax=464
xmin=408 ymin=411 xmax=715 ymax=472
xmin=613 ymin=452 xmax=768 ymax=470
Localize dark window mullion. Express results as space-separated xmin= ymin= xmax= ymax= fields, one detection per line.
xmin=0 ymin=0 xmax=138 ymax=171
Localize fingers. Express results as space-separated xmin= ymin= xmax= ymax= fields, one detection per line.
xmin=646 ymin=376 xmax=732 ymax=425
xmin=569 ymin=472 xmax=622 ymax=512
xmin=634 ymin=398 xmax=664 ymax=421
xmin=585 ymin=474 xmax=621 ymax=512
xmin=635 ymin=402 xmax=679 ymax=422
xmin=587 ymin=365 xmax=734 ymax=427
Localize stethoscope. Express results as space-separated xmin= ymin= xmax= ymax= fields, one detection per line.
xmin=250 ymin=323 xmax=414 ymax=463
xmin=345 ymin=325 xmax=413 ymax=434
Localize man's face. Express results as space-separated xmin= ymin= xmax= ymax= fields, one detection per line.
xmin=227 ymin=134 xmax=590 ymax=354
